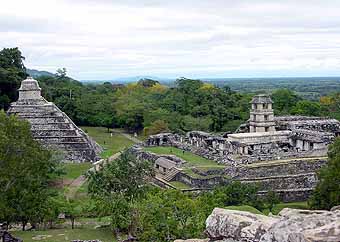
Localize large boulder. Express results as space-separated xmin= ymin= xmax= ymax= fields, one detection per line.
xmin=204 ymin=207 xmax=340 ymax=242
xmin=261 ymin=208 xmax=340 ymax=242
xmin=206 ymin=208 xmax=277 ymax=241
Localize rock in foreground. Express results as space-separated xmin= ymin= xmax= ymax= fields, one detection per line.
xmin=202 ymin=207 xmax=340 ymax=242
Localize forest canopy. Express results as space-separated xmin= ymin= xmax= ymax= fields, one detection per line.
xmin=1 ymin=47 xmax=340 ymax=134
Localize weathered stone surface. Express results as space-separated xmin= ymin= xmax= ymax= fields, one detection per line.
xmin=261 ymin=208 xmax=340 ymax=242
xmin=204 ymin=207 xmax=340 ymax=242
xmin=174 ymin=239 xmax=209 ymax=242
xmin=206 ymin=208 xmax=277 ymax=241
xmin=303 ymin=221 xmax=340 ymax=242
xmin=330 ymin=205 xmax=340 ymax=211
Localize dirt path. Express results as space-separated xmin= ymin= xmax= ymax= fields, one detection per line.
xmin=65 ymin=152 xmax=122 ymax=199
xmin=118 ymin=132 xmax=142 ymax=144
xmin=65 ymin=131 xmax=137 ymax=199
xmin=65 ymin=175 xmax=87 ymax=199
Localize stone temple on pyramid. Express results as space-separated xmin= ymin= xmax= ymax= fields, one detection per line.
xmin=8 ymin=77 xmax=102 ymax=163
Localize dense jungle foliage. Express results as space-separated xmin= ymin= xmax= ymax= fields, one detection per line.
xmin=1 ymin=47 xmax=340 ymax=135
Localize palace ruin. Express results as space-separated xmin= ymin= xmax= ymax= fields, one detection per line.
xmin=139 ymin=94 xmax=340 ymax=201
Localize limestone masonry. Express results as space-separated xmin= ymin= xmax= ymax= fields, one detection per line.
xmin=146 ymin=94 xmax=340 ymax=165
xmin=140 ymin=94 xmax=340 ymax=201
xmin=8 ymin=77 xmax=102 ymax=163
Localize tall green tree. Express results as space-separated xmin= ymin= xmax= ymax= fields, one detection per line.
xmin=87 ymin=152 xmax=153 ymax=236
xmin=272 ymin=89 xmax=301 ymax=115
xmin=137 ymin=190 xmax=205 ymax=242
xmin=0 ymin=111 xmax=59 ymax=229
xmin=0 ymin=47 xmax=27 ymax=110
xmin=310 ymin=138 xmax=340 ymax=210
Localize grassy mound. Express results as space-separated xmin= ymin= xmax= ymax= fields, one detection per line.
xmin=81 ymin=127 xmax=135 ymax=158
xmin=225 ymin=205 xmax=264 ymax=215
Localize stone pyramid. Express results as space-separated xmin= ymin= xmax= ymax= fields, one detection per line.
xmin=8 ymin=77 xmax=102 ymax=163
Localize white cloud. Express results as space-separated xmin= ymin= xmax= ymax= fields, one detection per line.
xmin=1 ymin=0 xmax=340 ymax=79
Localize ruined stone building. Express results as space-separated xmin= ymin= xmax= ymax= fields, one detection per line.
xmin=7 ymin=77 xmax=102 ymax=163
xmin=142 ymin=94 xmax=340 ymax=201
xmin=147 ymin=94 xmax=339 ymax=165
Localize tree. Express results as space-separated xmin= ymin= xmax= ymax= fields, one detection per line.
xmin=63 ymin=199 xmax=82 ymax=229
xmin=87 ymin=152 xmax=153 ymax=237
xmin=137 ymin=189 xmax=205 ymax=242
xmin=291 ymin=100 xmax=321 ymax=116
xmin=309 ymin=138 xmax=340 ymax=210
xmin=55 ymin=68 xmax=67 ymax=78
xmin=0 ymin=111 xmax=60 ymax=229
xmin=272 ymin=89 xmax=301 ymax=114
xmin=143 ymin=119 xmax=170 ymax=136
xmin=265 ymin=191 xmax=280 ymax=213
xmin=0 ymin=47 xmax=27 ymax=110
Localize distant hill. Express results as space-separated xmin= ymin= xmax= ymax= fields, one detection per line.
xmin=26 ymin=68 xmax=55 ymax=78
xmin=82 ymin=76 xmax=174 ymax=84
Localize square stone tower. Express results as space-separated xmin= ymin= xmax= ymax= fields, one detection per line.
xmin=249 ymin=94 xmax=276 ymax=132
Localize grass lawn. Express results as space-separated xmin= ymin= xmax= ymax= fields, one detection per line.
xmin=263 ymin=201 xmax=309 ymax=215
xmin=81 ymin=126 xmax=135 ymax=158
xmin=61 ymin=163 xmax=92 ymax=180
xmin=224 ymin=202 xmax=309 ymax=216
xmin=225 ymin=205 xmax=264 ymax=215
xmin=12 ymin=228 xmax=115 ymax=242
xmin=144 ymin=146 xmax=223 ymax=168
xmin=169 ymin=181 xmax=191 ymax=189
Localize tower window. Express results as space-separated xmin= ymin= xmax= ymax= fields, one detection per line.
xmin=264 ymin=115 xmax=269 ymax=121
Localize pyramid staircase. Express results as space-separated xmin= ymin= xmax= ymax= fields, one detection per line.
xmin=8 ymin=77 xmax=102 ymax=163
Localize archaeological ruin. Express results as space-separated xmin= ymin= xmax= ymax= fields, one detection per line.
xmin=7 ymin=77 xmax=102 ymax=163
xmin=135 ymin=94 xmax=340 ymax=201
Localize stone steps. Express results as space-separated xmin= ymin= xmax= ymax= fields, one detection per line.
xmin=16 ymin=113 xmax=63 ymax=118
xmin=32 ymin=129 xmax=78 ymax=137
xmin=162 ymin=168 xmax=181 ymax=182
xmin=20 ymin=117 xmax=68 ymax=124
xmin=31 ymin=123 xmax=71 ymax=130
xmin=46 ymin=142 xmax=91 ymax=150
xmin=35 ymin=136 xmax=86 ymax=143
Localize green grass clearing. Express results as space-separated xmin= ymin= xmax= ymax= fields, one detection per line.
xmin=263 ymin=201 xmax=309 ymax=215
xmin=144 ymin=146 xmax=223 ymax=168
xmin=169 ymin=181 xmax=191 ymax=189
xmin=61 ymin=163 xmax=92 ymax=180
xmin=225 ymin=205 xmax=264 ymax=215
xmin=12 ymin=227 xmax=115 ymax=242
xmin=81 ymin=126 xmax=135 ymax=158
xmin=181 ymin=168 xmax=229 ymax=179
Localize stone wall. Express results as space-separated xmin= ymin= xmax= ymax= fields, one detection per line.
xmin=176 ymin=172 xmax=229 ymax=189
xmin=225 ymin=159 xmax=326 ymax=178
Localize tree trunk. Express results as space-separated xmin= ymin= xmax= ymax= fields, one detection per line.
xmin=71 ymin=218 xmax=75 ymax=229
xmin=22 ymin=221 xmax=26 ymax=231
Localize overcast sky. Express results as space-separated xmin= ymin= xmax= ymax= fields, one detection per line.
xmin=1 ymin=0 xmax=340 ymax=80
